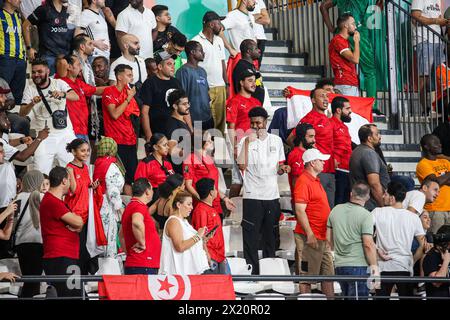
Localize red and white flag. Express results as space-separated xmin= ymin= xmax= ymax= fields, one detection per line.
xmin=98 ymin=275 xmax=236 ymax=300
xmin=286 ymin=87 xmax=374 ymax=144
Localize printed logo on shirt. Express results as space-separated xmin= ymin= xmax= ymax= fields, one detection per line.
xmin=425 ymin=3 xmax=440 ymax=12
xmin=196 ymin=77 xmax=207 ymax=86
xmin=55 ymin=18 xmax=60 ymax=24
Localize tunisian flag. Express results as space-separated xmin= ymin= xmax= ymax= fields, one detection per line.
xmin=286 ymin=87 xmax=374 ymax=144
xmin=98 ymin=275 xmax=236 ymax=300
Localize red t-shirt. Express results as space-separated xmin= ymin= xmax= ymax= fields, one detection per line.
xmin=329 ymin=34 xmax=359 ymax=87
xmin=40 ymin=192 xmax=80 ymax=259
xmin=294 ymin=171 xmax=331 ymax=240
xmin=287 ymin=146 xmax=306 ymax=197
xmin=330 ymin=117 xmax=352 ymax=171
xmin=122 ymin=199 xmax=161 ymax=268
xmin=64 ymin=163 xmax=91 ymax=224
xmin=61 ymin=77 xmax=96 ymax=135
xmin=183 ymin=152 xmax=222 ymax=214
xmin=134 ymin=155 xmax=175 ymax=188
xmin=300 ymin=110 xmax=335 ymax=173
xmin=191 ymin=201 xmax=225 ymax=263
xmin=226 ymin=94 xmax=261 ymax=142
xmin=102 ymin=85 xmax=137 ymax=145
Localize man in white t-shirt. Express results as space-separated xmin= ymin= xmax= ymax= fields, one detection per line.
xmin=372 ymin=181 xmax=425 ymax=299
xmin=19 ymin=59 xmax=78 ymax=174
xmin=411 ymin=0 xmax=450 ymax=110
xmin=221 ymin=0 xmax=257 ymax=52
xmin=193 ymin=11 xmax=228 ymax=135
xmin=109 ymin=34 xmax=147 ymax=86
xmin=402 ymin=176 xmax=440 ymax=214
xmin=237 ymin=107 xmax=290 ymax=274
xmin=252 ymin=0 xmax=270 ymax=66
xmin=0 ymin=141 xmax=16 ymax=208
xmin=115 ymin=0 xmax=157 ymax=60
xmin=79 ymin=0 xmax=111 ymax=59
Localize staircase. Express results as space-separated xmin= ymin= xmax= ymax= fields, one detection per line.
xmin=261 ymin=27 xmax=421 ymax=185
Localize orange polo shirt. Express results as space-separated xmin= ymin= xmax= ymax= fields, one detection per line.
xmin=294 ymin=170 xmax=331 ymax=240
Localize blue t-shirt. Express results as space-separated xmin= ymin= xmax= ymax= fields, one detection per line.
xmin=175 ymin=64 xmax=212 ymax=123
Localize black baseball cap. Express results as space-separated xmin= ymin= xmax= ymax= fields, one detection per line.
xmin=238 ymin=68 xmax=260 ymax=81
xmin=154 ymin=50 xmax=177 ymax=65
xmin=202 ymin=11 xmax=225 ymax=24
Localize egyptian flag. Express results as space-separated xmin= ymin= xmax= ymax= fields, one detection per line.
xmin=286 ymin=87 xmax=374 ymax=144
xmin=98 ymin=275 xmax=236 ymax=300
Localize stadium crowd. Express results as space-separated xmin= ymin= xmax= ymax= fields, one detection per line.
xmin=0 ymin=0 xmax=449 ymax=300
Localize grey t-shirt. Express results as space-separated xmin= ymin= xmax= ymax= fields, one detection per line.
xmin=175 ymin=64 xmax=212 ymax=123
xmin=349 ymin=144 xmax=390 ymax=211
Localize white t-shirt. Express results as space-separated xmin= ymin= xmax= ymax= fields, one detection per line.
xmin=222 ymin=9 xmax=257 ymax=51
xmin=252 ymin=0 xmax=267 ymax=40
xmin=67 ymin=0 xmax=82 ymax=29
xmin=0 ymin=161 xmax=16 ymax=208
xmin=238 ymin=133 xmax=285 ymax=200
xmin=108 ymin=55 xmax=147 ymax=84
xmin=411 ymin=0 xmax=443 ymax=44
xmin=21 ymin=78 xmax=74 ymax=132
xmin=192 ymin=32 xmax=226 ymax=88
xmin=402 ymin=190 xmax=426 ymax=214
xmin=0 ymin=133 xmax=19 ymax=162
xmin=115 ymin=5 xmax=157 ymax=59
xmin=372 ymin=206 xmax=425 ymax=274
xmin=80 ymin=9 xmax=110 ymax=59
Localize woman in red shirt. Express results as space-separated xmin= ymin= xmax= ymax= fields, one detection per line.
xmin=134 ymin=133 xmax=174 ymax=202
xmin=65 ymin=138 xmax=99 ymax=275
xmin=183 ymin=131 xmax=235 ymax=218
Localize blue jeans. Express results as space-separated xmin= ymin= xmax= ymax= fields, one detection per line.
xmin=0 ymin=56 xmax=26 ymax=105
xmin=335 ymin=170 xmax=350 ymax=205
xmin=42 ymin=54 xmax=57 ymax=76
xmin=124 ymin=267 xmax=158 ymax=275
xmin=416 ymin=41 xmax=444 ymax=76
xmin=210 ymin=259 xmax=231 ymax=275
xmin=335 ymin=266 xmax=369 ymax=300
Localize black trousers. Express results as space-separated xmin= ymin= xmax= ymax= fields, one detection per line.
xmin=376 ymin=271 xmax=415 ymax=299
xmin=43 ymin=257 xmax=83 ymax=298
xmin=79 ymin=223 xmax=99 ymax=275
xmin=117 ymin=144 xmax=138 ymax=184
xmin=242 ymin=199 xmax=281 ymax=275
xmin=257 ymin=39 xmax=267 ymax=67
xmin=16 ymin=243 xmax=43 ymax=298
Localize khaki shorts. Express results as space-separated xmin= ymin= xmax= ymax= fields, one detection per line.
xmin=294 ymin=233 xmax=334 ymax=283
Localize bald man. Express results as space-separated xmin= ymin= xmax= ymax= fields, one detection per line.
xmin=108 ymin=34 xmax=148 ymax=86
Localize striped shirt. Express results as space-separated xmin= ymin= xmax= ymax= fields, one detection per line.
xmin=0 ymin=9 xmax=25 ymax=59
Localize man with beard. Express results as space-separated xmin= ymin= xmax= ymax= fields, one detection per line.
xmin=115 ymin=0 xmax=156 ymax=60
xmin=23 ymin=0 xmax=75 ymax=75
xmin=176 ymin=41 xmax=213 ymax=131
xmin=19 ymin=59 xmax=79 ymax=174
xmin=232 ymin=39 xmax=264 ymax=104
xmin=108 ymin=34 xmax=147 ymax=86
xmin=331 ymin=96 xmax=353 ymax=205
xmin=221 ymin=0 xmax=257 ymax=52
xmin=79 ymin=0 xmax=111 ymax=59
xmin=349 ymin=124 xmax=390 ymax=211
xmin=416 ymin=134 xmax=450 ymax=233
xmin=93 ymin=56 xmax=110 ymax=87
xmin=193 ymin=11 xmax=228 ymax=135
xmin=151 ymin=5 xmax=180 ymax=53
xmin=328 ymin=14 xmax=360 ymax=96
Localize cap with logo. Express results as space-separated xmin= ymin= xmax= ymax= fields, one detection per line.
xmin=302 ymin=148 xmax=330 ymax=165
xmin=154 ymin=50 xmax=178 ymax=65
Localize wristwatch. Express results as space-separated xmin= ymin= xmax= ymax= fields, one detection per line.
xmin=62 ymin=92 xmax=67 ymax=99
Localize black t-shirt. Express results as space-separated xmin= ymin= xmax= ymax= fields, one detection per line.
xmin=153 ymin=25 xmax=180 ymax=52
xmin=106 ymin=0 xmax=129 ymax=59
xmin=27 ymin=3 xmax=74 ymax=57
xmin=422 ymin=249 xmax=450 ymax=297
xmin=433 ymin=122 xmax=450 ymax=157
xmin=164 ymin=117 xmax=192 ymax=175
xmin=232 ymin=59 xmax=265 ymax=104
xmin=140 ymin=75 xmax=182 ymax=135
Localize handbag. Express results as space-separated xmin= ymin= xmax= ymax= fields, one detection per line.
xmin=36 ymin=85 xmax=68 ymax=129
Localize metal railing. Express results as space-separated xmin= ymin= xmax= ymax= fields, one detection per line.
xmin=265 ymin=0 xmax=449 ymax=143
xmin=2 ymin=274 xmax=450 ymax=300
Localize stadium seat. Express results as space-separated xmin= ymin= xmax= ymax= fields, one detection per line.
xmin=297 ymin=293 xmax=327 ymax=300
xmin=223 ymin=225 xmax=243 ymax=257
xmin=259 ymin=258 xmax=298 ymax=295
xmin=227 ymin=258 xmax=266 ymax=295
xmin=277 ymin=174 xmax=291 ymax=197
xmin=254 ymin=293 xmax=285 ymax=300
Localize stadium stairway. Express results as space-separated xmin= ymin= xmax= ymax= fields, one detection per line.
xmin=261 ymin=27 xmax=421 ymax=185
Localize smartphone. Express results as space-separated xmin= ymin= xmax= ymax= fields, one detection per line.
xmin=206 ymin=225 xmax=219 ymax=237
xmin=13 ymin=200 xmax=22 ymax=218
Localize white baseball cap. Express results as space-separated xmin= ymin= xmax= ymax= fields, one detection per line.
xmin=302 ymin=148 xmax=330 ymax=165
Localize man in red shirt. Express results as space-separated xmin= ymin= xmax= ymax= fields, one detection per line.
xmin=329 ymin=13 xmax=360 ymax=97
xmin=39 ymin=166 xmax=84 ymax=298
xmin=294 ymin=148 xmax=334 ymax=299
xmin=330 ymin=96 xmax=353 ymax=205
xmin=226 ymin=68 xmax=262 ymax=198
xmin=102 ymin=64 xmax=139 ymax=195
xmin=120 ymin=178 xmax=161 ymax=275
xmin=61 ymin=55 xmax=106 ymax=142
xmin=191 ymin=178 xmax=228 ymax=274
